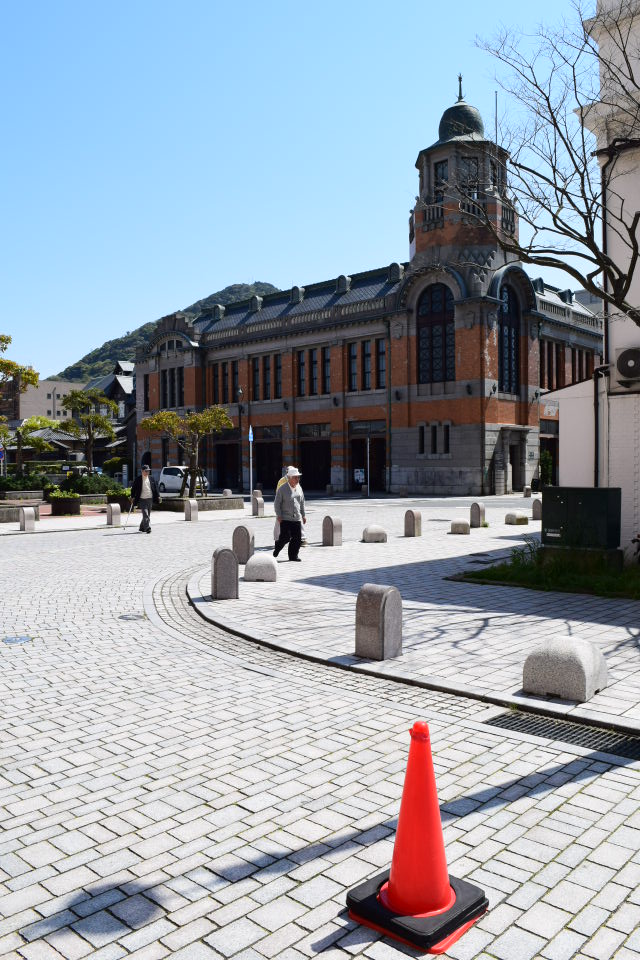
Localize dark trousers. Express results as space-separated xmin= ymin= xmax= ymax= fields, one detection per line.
xmin=138 ymin=498 xmax=153 ymax=531
xmin=274 ymin=519 xmax=302 ymax=559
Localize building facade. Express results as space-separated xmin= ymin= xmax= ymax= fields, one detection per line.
xmin=135 ymin=88 xmax=602 ymax=495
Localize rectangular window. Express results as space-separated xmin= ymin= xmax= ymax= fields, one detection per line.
xmin=161 ymin=369 xmax=168 ymax=408
xmin=547 ymin=342 xmax=554 ymax=390
xmin=443 ymin=423 xmax=450 ymax=454
xmin=361 ymin=340 xmax=371 ymax=390
xmin=418 ymin=425 xmax=425 ymax=455
xmin=252 ymin=357 xmax=260 ymax=401
xmin=322 ymin=347 xmax=331 ymax=394
xmin=309 ymin=348 xmax=318 ymax=395
xmin=143 ymin=374 xmax=149 ymax=412
xmin=586 ymin=351 xmax=593 ymax=378
xmin=431 ymin=424 xmax=438 ymax=455
xmin=555 ymin=343 xmax=563 ymax=388
xmin=213 ymin=364 xmax=219 ymax=404
xmin=274 ymin=354 xmax=282 ymax=399
xmin=161 ymin=438 xmax=169 ymax=466
xmin=578 ymin=350 xmax=584 ymax=381
xmin=232 ymin=361 xmax=239 ymax=401
xmin=540 ymin=341 xmax=546 ymax=388
xmin=263 ymin=356 xmax=271 ymax=399
xmin=376 ymin=338 xmax=386 ymax=389
xmin=177 ymin=367 xmax=184 ymax=407
xmin=434 ymin=159 xmax=448 ymax=201
xmin=297 ymin=350 xmax=306 ymax=396
xmin=348 ymin=343 xmax=358 ymax=391
xmin=222 ymin=362 xmax=229 ymax=404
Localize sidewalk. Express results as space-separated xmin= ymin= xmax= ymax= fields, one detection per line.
xmin=186 ymin=495 xmax=640 ymax=734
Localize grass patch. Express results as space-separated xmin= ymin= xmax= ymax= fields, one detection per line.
xmin=464 ymin=536 xmax=640 ymax=599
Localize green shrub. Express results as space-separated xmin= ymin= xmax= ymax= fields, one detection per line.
xmin=0 ymin=473 xmax=47 ymax=491
xmin=49 ymin=489 xmax=80 ymax=500
xmin=61 ymin=474 xmax=123 ymax=494
xmin=103 ymin=457 xmax=123 ymax=476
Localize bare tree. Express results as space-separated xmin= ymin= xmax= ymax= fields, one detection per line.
xmin=467 ymin=0 xmax=640 ymax=323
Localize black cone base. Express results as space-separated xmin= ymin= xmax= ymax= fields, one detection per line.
xmin=347 ymin=869 xmax=488 ymax=952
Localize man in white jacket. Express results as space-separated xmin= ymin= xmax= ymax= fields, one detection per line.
xmin=273 ymin=466 xmax=306 ymax=562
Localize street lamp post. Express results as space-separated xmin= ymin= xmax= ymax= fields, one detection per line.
xmin=237 ymin=387 xmax=244 ymax=493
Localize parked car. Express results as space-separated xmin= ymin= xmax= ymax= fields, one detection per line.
xmin=158 ymin=466 xmax=209 ymax=495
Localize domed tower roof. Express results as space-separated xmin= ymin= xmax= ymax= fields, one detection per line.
xmin=429 ymin=76 xmax=486 ymax=148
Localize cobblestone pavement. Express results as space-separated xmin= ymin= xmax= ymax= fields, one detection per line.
xmin=1 ymin=502 xmax=640 ymax=960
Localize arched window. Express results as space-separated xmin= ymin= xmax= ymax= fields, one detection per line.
xmin=499 ymin=284 xmax=520 ymax=394
xmin=417 ymin=284 xmax=455 ymax=384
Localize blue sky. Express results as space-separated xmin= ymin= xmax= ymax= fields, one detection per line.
xmin=2 ymin=0 xmax=586 ymax=378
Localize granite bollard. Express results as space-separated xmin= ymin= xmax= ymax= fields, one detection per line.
xmin=362 ymin=525 xmax=387 ymax=543
xmin=322 ymin=516 xmax=342 ymax=546
xmin=523 ymin=635 xmax=608 ymax=702
xmin=251 ymin=490 xmax=263 ymax=517
xmin=532 ymin=498 xmax=542 ymax=521
xmin=185 ymin=499 xmax=198 ymax=521
xmin=450 ymin=518 xmax=470 ymax=535
xmin=244 ymin=554 xmax=277 ymax=582
xmin=232 ymin=525 xmax=255 ymax=564
xmin=505 ymin=511 xmax=528 ymax=525
xmin=470 ymin=502 xmax=485 ymax=528
xmin=106 ymin=503 xmax=121 ymax=527
xmin=523 ymin=485 xmax=532 ymax=498
xmin=222 ymin=488 xmax=232 ymax=497
xmin=404 ymin=509 xmax=422 ymax=537
xmin=355 ymin=583 xmax=402 ymax=660
xmin=19 ymin=507 xmax=35 ymax=532
xmin=211 ymin=547 xmax=239 ymax=600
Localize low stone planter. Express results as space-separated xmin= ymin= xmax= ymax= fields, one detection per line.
xmin=0 ymin=504 xmax=40 ymax=523
xmin=51 ymin=498 xmax=81 ymax=516
xmin=0 ymin=490 xmax=44 ymax=500
xmin=77 ymin=494 xmax=107 ymax=505
xmin=157 ymin=495 xmax=244 ymax=512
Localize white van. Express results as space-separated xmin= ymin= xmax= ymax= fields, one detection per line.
xmin=158 ymin=466 xmax=209 ymax=494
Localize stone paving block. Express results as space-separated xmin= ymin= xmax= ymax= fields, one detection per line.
xmin=204 ymin=917 xmax=264 ymax=956
xmin=490 ymin=926 xmax=546 ymax=960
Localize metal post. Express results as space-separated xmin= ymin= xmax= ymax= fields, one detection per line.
xmin=249 ymin=426 xmax=253 ymax=494
xmin=366 ymin=433 xmax=370 ymax=498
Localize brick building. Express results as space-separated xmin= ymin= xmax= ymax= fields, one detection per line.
xmin=135 ymin=86 xmax=602 ymax=495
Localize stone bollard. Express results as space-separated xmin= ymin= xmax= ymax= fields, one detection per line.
xmin=361 ymin=484 xmax=369 ymax=497
xmin=532 ymin=498 xmax=542 ymax=521
xmin=450 ymin=519 xmax=470 ymax=535
xmin=251 ymin=490 xmax=262 ymax=516
xmin=19 ymin=507 xmax=35 ymax=532
xmin=326 ymin=484 xmax=334 ymax=495
xmin=362 ymin=525 xmax=387 ymax=543
xmin=404 ymin=509 xmax=422 ymax=537
xmin=505 ymin=511 xmax=528 ymax=525
xmin=232 ymin=525 xmax=255 ymax=564
xmin=470 ymin=502 xmax=485 ymax=528
xmin=523 ymin=485 xmax=532 ymax=498
xmin=322 ymin=516 xmax=342 ymax=546
xmin=355 ymin=583 xmax=402 ymax=660
xmin=222 ymin=488 xmax=232 ymax=497
xmin=185 ymin=499 xmax=198 ymax=521
xmin=106 ymin=503 xmax=121 ymax=527
xmin=244 ymin=555 xmax=277 ymax=582
xmin=211 ymin=547 xmax=239 ymax=599
xmin=523 ymin=636 xmax=608 ymax=702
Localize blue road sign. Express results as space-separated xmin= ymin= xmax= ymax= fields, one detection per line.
xmin=248 ymin=426 xmax=253 ymax=443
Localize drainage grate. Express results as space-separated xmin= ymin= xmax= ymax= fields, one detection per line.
xmin=2 ymin=635 xmax=32 ymax=645
xmin=485 ymin=711 xmax=640 ymax=761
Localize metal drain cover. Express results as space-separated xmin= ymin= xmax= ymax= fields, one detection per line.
xmin=2 ymin=635 xmax=32 ymax=645
xmin=486 ymin=711 xmax=640 ymax=761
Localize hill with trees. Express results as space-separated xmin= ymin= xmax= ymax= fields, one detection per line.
xmin=51 ymin=281 xmax=279 ymax=382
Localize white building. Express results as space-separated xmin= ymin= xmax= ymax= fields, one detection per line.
xmin=550 ymin=0 xmax=640 ymax=550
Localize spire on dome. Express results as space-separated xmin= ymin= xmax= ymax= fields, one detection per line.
xmin=457 ymin=73 xmax=463 ymax=102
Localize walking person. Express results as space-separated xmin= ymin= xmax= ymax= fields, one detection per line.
xmin=275 ymin=465 xmax=308 ymax=546
xmin=273 ymin=466 xmax=306 ymax=561
xmin=130 ymin=465 xmax=160 ymax=534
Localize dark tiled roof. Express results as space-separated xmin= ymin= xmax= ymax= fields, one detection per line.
xmin=196 ymin=265 xmax=406 ymax=337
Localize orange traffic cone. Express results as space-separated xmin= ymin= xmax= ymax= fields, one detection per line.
xmin=347 ymin=721 xmax=488 ymax=954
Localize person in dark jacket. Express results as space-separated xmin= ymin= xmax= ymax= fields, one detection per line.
xmin=130 ymin=465 xmax=160 ymax=533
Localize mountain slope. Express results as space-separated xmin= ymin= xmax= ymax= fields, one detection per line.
xmin=52 ymin=281 xmax=279 ymax=381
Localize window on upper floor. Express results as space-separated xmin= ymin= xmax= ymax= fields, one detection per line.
xmin=252 ymin=357 xmax=260 ymax=401
xmin=361 ymin=341 xmax=371 ymax=391
xmin=322 ymin=347 xmax=331 ymax=394
xmin=263 ymin=356 xmax=271 ymax=400
xmin=213 ymin=364 xmax=219 ymax=404
xmin=297 ymin=350 xmax=306 ymax=396
xmin=232 ymin=361 xmax=239 ymax=401
xmin=498 ymin=284 xmax=520 ymax=394
xmin=309 ymin=349 xmax=318 ymax=396
xmin=348 ymin=343 xmax=358 ymax=392
xmin=274 ymin=354 xmax=282 ymax=399
xmin=417 ymin=284 xmax=455 ymax=384
xmin=434 ymin=160 xmax=448 ymax=202
xmin=375 ymin=338 xmax=386 ymax=389
xmin=222 ymin=362 xmax=229 ymax=404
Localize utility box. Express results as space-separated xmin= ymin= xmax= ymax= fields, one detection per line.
xmin=541 ymin=487 xmax=621 ymax=549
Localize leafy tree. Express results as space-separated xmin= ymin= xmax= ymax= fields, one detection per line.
xmin=469 ymin=0 xmax=640 ymax=324
xmin=60 ymin=389 xmax=119 ymax=470
xmin=140 ymin=406 xmax=232 ymax=496
xmin=12 ymin=416 xmax=58 ymax=476
xmin=0 ymin=334 xmax=39 ymax=389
